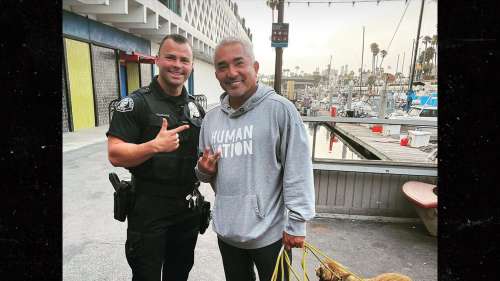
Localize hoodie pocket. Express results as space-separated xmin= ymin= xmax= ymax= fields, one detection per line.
xmin=213 ymin=194 xmax=265 ymax=242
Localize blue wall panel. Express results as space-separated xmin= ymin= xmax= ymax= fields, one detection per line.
xmin=62 ymin=11 xmax=90 ymax=41
xmin=119 ymin=64 xmax=128 ymax=98
xmin=63 ymin=11 xmax=150 ymax=54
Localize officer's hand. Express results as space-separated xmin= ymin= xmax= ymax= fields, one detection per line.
xmin=153 ymin=118 xmax=189 ymax=152
xmin=197 ymin=147 xmax=221 ymax=175
xmin=282 ymin=231 xmax=305 ymax=251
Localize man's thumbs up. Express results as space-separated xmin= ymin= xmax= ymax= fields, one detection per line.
xmin=161 ymin=118 xmax=168 ymax=130
xmin=152 ymin=118 xmax=189 ymax=153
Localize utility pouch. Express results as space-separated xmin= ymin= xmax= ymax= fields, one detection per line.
xmin=109 ymin=173 xmax=135 ymax=222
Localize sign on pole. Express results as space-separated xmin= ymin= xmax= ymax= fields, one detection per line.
xmin=271 ymin=23 xmax=289 ymax=48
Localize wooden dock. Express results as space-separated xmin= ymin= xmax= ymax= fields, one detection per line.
xmin=333 ymin=123 xmax=435 ymax=164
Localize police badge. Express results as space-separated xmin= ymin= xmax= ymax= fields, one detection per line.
xmin=184 ymin=101 xmax=202 ymax=127
xmin=187 ymin=101 xmax=200 ymax=119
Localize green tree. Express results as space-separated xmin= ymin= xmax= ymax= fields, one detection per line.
xmin=424 ymin=47 xmax=435 ymax=64
xmin=422 ymin=35 xmax=432 ymax=62
xmin=367 ymin=75 xmax=376 ymax=94
xmin=266 ymin=0 xmax=278 ymax=22
xmin=431 ymin=34 xmax=437 ymax=71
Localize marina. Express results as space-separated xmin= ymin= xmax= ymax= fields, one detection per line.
xmin=60 ymin=1 xmax=439 ymax=280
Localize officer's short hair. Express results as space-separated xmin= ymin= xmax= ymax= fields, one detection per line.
xmin=158 ymin=34 xmax=193 ymax=56
xmin=214 ymin=37 xmax=255 ymax=64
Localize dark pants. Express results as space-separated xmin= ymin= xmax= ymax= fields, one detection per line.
xmin=217 ymin=238 xmax=291 ymax=281
xmin=126 ymin=192 xmax=199 ymax=281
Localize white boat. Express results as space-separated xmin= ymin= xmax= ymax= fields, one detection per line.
xmin=389 ymin=105 xmax=437 ymax=122
xmin=388 ymin=105 xmax=437 ymax=141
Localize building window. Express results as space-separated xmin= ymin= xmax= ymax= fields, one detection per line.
xmin=159 ymin=0 xmax=181 ymax=16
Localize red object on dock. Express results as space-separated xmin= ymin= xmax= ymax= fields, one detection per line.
xmin=328 ymin=135 xmax=338 ymax=152
xmin=371 ymin=125 xmax=382 ymax=133
xmin=330 ymin=106 xmax=337 ymax=117
xmin=400 ymin=136 xmax=409 ymax=146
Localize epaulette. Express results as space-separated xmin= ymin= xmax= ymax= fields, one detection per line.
xmin=134 ymin=86 xmax=151 ymax=96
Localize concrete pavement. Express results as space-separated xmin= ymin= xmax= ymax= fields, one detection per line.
xmin=63 ymin=127 xmax=437 ymax=281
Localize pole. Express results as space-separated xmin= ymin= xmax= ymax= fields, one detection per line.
xmin=408 ymin=39 xmax=415 ymax=91
xmin=400 ymin=52 xmax=405 ymax=92
xmin=409 ymin=0 xmax=425 ymax=92
xmin=395 ymin=54 xmax=400 ymax=77
xmin=273 ymin=0 xmax=284 ymax=95
xmin=359 ymin=26 xmax=365 ymax=97
xmin=379 ymin=75 xmax=388 ymax=118
xmin=327 ymin=55 xmax=332 ymax=105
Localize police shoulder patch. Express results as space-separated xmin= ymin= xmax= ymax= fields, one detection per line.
xmin=116 ymin=97 xmax=134 ymax=112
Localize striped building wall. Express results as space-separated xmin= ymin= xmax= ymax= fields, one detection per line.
xmin=314 ymin=170 xmax=437 ymax=218
xmin=91 ymin=45 xmax=120 ymax=126
xmin=140 ymin=64 xmax=152 ymax=87
xmin=62 ymin=63 xmax=70 ymax=132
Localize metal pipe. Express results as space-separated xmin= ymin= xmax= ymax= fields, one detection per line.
xmin=359 ymin=26 xmax=365 ymax=97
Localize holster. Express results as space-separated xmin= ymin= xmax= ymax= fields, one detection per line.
xmin=109 ymin=173 xmax=135 ymax=222
xmin=199 ymin=200 xmax=211 ymax=234
xmin=192 ymin=182 xmax=211 ymax=234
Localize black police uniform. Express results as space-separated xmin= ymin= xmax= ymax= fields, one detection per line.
xmin=106 ymin=76 xmax=205 ymax=281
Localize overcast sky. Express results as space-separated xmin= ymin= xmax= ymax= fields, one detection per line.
xmin=232 ymin=0 xmax=437 ymax=76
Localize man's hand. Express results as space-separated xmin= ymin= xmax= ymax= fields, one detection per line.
xmin=197 ymin=147 xmax=221 ymax=175
xmin=282 ymin=232 xmax=305 ymax=251
xmin=153 ymin=118 xmax=189 ymax=152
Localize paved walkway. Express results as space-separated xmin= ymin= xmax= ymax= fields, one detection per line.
xmin=63 ymin=125 xmax=109 ymax=153
xmin=63 ymin=126 xmax=437 ymax=281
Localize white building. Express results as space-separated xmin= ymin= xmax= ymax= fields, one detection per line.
xmin=62 ymin=0 xmax=252 ymax=131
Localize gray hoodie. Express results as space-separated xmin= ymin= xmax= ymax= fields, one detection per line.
xmin=195 ymin=83 xmax=315 ymax=249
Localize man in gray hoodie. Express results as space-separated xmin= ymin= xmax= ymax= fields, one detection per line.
xmin=195 ymin=37 xmax=316 ymax=281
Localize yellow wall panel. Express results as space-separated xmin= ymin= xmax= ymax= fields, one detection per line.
xmin=126 ymin=62 xmax=140 ymax=94
xmin=65 ymin=38 xmax=95 ymax=131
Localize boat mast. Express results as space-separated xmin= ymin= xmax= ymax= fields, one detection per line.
xmin=408 ymin=0 xmax=426 ymax=92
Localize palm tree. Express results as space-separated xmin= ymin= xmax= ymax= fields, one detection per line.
xmin=379 ymin=50 xmax=388 ymax=72
xmin=422 ymin=35 xmax=432 ymax=62
xmin=367 ymin=75 xmax=376 ymax=95
xmin=370 ymin=43 xmax=379 ymax=74
xmin=423 ymin=47 xmax=435 ymax=77
xmin=266 ymin=0 xmax=278 ymax=22
xmin=431 ymin=34 xmax=437 ymax=73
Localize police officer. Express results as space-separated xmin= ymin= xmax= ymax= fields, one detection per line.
xmin=107 ymin=34 xmax=204 ymax=281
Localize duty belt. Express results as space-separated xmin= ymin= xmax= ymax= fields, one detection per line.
xmin=131 ymin=175 xmax=195 ymax=198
